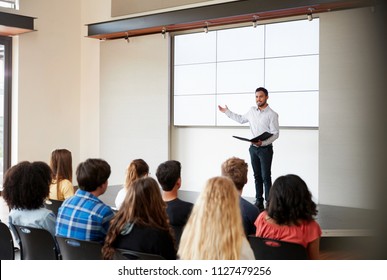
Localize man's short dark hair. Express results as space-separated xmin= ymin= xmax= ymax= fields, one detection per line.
xmin=76 ymin=158 xmax=111 ymax=192
xmin=255 ymin=87 xmax=268 ymax=96
xmin=156 ymin=160 xmax=181 ymax=191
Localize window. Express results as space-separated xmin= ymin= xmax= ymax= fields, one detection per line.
xmin=0 ymin=36 xmax=12 ymax=185
xmin=173 ymin=18 xmax=319 ymax=127
xmin=0 ymin=0 xmax=18 ymax=9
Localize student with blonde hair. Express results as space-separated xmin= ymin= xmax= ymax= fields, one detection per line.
xmin=178 ymin=176 xmax=254 ymax=260
xmin=103 ymin=177 xmax=176 ymax=260
xmin=114 ymin=159 xmax=149 ymax=209
xmin=49 ymin=149 xmax=74 ymax=200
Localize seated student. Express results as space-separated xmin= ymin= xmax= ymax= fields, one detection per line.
xmin=254 ymin=174 xmax=322 ymax=260
xmin=3 ymin=161 xmax=56 ymax=237
xmin=115 ymin=159 xmax=149 ymax=209
xmin=178 ymin=176 xmax=254 ymax=260
xmin=49 ymin=149 xmax=74 ymax=200
xmin=103 ymin=177 xmax=176 ymax=260
xmin=221 ymin=157 xmax=260 ymax=236
xmin=155 ymin=160 xmax=193 ymax=244
xmin=56 ymin=158 xmax=114 ymax=243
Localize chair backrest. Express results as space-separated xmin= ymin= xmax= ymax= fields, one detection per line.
xmin=115 ymin=248 xmax=165 ymax=260
xmin=0 ymin=222 xmax=15 ymax=260
xmin=13 ymin=225 xmax=60 ymax=260
xmin=248 ymin=236 xmax=308 ymax=260
xmin=56 ymin=236 xmax=103 ymax=260
xmin=43 ymin=199 xmax=63 ymax=216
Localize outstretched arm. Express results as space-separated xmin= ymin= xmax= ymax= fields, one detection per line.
xmin=219 ymin=105 xmax=249 ymax=124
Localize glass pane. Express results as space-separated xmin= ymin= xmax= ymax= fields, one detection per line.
xmin=0 ymin=0 xmax=16 ymax=9
xmin=265 ymin=55 xmax=319 ymax=92
xmin=174 ymin=95 xmax=216 ymax=126
xmin=0 ymin=44 xmax=4 ymax=183
xmin=266 ymin=19 xmax=319 ymax=57
xmin=269 ymin=91 xmax=319 ymax=127
xmin=174 ymin=63 xmax=216 ymax=95
xmin=174 ymin=31 xmax=216 ymax=65
xmin=217 ymin=25 xmax=265 ymax=61
xmin=217 ymin=59 xmax=264 ymax=94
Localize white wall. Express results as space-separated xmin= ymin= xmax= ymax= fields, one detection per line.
xmin=172 ymin=127 xmax=318 ymax=199
xmin=319 ymin=8 xmax=379 ymax=208
xmin=79 ymin=0 xmax=112 ymax=160
xmin=99 ymin=35 xmax=170 ymax=185
xmin=13 ymin=0 xmax=81 ymax=172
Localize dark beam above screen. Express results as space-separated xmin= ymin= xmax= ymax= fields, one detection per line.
xmin=86 ymin=0 xmax=372 ymax=40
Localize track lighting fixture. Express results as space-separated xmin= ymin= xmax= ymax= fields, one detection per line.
xmin=307 ymin=8 xmax=314 ymax=21
xmin=124 ymin=32 xmax=130 ymax=43
xmin=204 ymin=22 xmax=209 ymax=33
xmin=162 ymin=27 xmax=166 ymax=39
xmin=252 ymin=15 xmax=259 ymax=28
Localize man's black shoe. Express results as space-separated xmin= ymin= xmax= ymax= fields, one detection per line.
xmin=254 ymin=201 xmax=264 ymax=212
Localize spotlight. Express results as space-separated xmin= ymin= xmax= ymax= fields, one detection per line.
xmin=252 ymin=15 xmax=259 ymax=28
xmin=204 ymin=22 xmax=209 ymax=33
xmin=162 ymin=27 xmax=166 ymax=39
xmin=307 ymin=8 xmax=314 ymax=21
xmin=124 ymin=32 xmax=130 ymax=43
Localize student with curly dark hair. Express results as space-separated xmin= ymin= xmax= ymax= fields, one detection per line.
xmin=254 ymin=174 xmax=322 ymax=259
xmin=3 ymin=161 xmax=56 ymax=237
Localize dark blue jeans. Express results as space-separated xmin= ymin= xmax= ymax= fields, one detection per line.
xmin=249 ymin=144 xmax=273 ymax=206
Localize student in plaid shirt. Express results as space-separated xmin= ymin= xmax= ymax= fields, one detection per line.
xmin=56 ymin=158 xmax=114 ymax=243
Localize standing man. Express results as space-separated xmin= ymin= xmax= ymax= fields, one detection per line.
xmin=218 ymin=87 xmax=279 ymax=211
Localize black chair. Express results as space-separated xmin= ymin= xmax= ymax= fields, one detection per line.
xmin=13 ymin=225 xmax=60 ymax=260
xmin=248 ymin=236 xmax=308 ymax=260
xmin=0 ymin=222 xmax=15 ymax=260
xmin=43 ymin=199 xmax=63 ymax=216
xmin=56 ymin=236 xmax=103 ymax=260
xmin=115 ymin=248 xmax=165 ymax=260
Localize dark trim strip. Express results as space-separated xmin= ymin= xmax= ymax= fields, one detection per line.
xmin=0 ymin=36 xmax=12 ymax=174
xmin=87 ymin=0 xmax=373 ymax=40
xmin=0 ymin=11 xmax=36 ymax=36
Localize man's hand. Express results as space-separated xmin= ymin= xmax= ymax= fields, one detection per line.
xmin=218 ymin=105 xmax=228 ymax=113
xmin=252 ymin=140 xmax=263 ymax=146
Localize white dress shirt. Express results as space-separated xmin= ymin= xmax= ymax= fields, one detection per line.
xmin=225 ymin=105 xmax=279 ymax=146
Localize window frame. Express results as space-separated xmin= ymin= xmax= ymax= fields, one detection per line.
xmin=0 ymin=36 xmax=12 ymax=177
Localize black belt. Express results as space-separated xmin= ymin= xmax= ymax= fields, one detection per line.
xmin=252 ymin=144 xmax=272 ymax=148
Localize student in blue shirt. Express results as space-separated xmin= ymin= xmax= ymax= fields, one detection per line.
xmin=56 ymin=158 xmax=114 ymax=243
